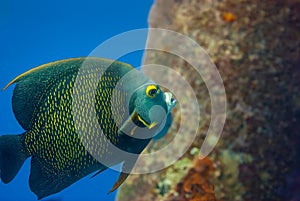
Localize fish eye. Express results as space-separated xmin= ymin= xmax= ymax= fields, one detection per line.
xmin=146 ymin=84 xmax=158 ymax=98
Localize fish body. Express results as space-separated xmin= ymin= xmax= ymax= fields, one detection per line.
xmin=0 ymin=57 xmax=176 ymax=199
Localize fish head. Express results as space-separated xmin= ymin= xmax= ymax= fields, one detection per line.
xmin=129 ymin=83 xmax=176 ymax=131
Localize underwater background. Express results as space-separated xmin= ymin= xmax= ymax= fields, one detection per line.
xmin=0 ymin=1 xmax=153 ymax=201
xmin=116 ymin=1 xmax=300 ymax=201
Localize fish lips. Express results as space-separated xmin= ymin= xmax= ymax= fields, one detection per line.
xmin=164 ymin=92 xmax=176 ymax=114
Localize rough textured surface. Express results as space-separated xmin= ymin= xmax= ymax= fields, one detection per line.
xmin=164 ymin=157 xmax=216 ymax=201
xmin=117 ymin=0 xmax=300 ymax=200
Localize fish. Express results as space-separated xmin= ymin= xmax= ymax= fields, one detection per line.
xmin=0 ymin=57 xmax=176 ymax=199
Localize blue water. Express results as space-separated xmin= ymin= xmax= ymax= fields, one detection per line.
xmin=0 ymin=1 xmax=153 ymax=200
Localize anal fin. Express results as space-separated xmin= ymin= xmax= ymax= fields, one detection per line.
xmin=29 ymin=157 xmax=65 ymax=200
xmin=29 ymin=156 xmax=105 ymax=199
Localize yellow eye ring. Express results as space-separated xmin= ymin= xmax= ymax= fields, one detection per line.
xmin=146 ymin=84 xmax=158 ymax=98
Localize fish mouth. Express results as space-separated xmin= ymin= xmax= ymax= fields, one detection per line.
xmin=164 ymin=92 xmax=176 ymax=113
xmin=131 ymin=110 xmax=157 ymax=129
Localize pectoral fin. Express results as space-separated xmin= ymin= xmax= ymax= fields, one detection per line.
xmin=119 ymin=110 xmax=137 ymax=135
xmin=119 ymin=109 xmax=157 ymax=136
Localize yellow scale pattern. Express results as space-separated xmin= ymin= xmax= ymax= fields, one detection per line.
xmin=24 ymin=66 xmax=127 ymax=175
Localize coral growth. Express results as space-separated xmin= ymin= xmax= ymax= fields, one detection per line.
xmin=221 ymin=12 xmax=237 ymax=23
xmin=165 ymin=157 xmax=216 ymax=201
xmin=117 ymin=0 xmax=300 ymax=200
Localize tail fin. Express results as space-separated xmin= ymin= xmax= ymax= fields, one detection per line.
xmin=0 ymin=134 xmax=30 ymax=183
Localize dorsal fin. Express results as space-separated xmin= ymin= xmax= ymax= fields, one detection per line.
xmin=2 ymin=58 xmax=75 ymax=90
xmin=2 ymin=58 xmax=80 ymax=90
xmin=4 ymin=57 xmax=133 ymax=131
xmin=6 ymin=58 xmax=86 ymax=130
xmin=2 ymin=57 xmax=131 ymax=90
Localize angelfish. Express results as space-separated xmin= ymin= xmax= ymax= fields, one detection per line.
xmin=0 ymin=57 xmax=176 ymax=199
